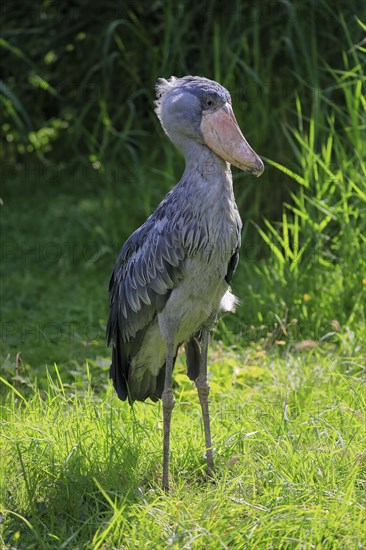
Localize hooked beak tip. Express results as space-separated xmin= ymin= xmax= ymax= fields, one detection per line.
xmin=255 ymin=158 xmax=265 ymax=177
xmin=237 ymin=156 xmax=264 ymax=177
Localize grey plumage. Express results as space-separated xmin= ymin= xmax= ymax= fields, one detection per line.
xmin=107 ymin=75 xmax=264 ymax=489
xmin=107 ymin=167 xmax=241 ymax=401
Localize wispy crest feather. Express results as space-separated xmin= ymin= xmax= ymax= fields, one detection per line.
xmin=154 ymin=77 xmax=179 ymax=120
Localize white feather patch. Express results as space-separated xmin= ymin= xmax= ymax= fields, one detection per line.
xmin=220 ymin=289 xmax=240 ymax=312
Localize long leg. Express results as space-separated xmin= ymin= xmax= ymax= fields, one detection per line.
xmin=162 ymin=342 xmax=176 ymax=491
xmin=195 ymin=316 xmax=216 ymax=475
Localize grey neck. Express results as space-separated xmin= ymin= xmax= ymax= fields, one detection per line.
xmin=176 ymin=136 xmax=233 ymax=191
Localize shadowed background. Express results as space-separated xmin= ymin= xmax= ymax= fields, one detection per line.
xmin=1 ymin=0 xmax=364 ymax=384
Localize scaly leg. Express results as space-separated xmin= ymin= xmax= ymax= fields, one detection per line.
xmin=195 ymin=317 xmax=215 ymax=475
xmin=162 ymin=343 xmax=176 ymax=491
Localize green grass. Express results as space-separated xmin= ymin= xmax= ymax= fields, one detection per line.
xmin=1 ymin=348 xmax=365 ymax=548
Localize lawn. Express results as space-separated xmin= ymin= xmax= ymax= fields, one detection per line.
xmin=1 ymin=2 xmax=365 ymax=548
xmin=1 ymin=345 xmax=365 ymax=548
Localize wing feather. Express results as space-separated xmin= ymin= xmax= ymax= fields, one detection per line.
xmin=107 ymin=190 xmax=190 ymax=401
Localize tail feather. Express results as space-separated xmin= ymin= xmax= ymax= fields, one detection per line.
xmin=185 ymin=337 xmax=201 ymax=381
xmin=109 ymin=335 xmax=177 ymax=403
xmin=110 ymin=337 xmax=129 ymax=401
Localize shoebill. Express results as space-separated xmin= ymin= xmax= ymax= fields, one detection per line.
xmin=107 ymin=75 xmax=264 ymax=490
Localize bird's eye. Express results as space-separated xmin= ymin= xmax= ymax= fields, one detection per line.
xmin=205 ymin=98 xmax=214 ymax=107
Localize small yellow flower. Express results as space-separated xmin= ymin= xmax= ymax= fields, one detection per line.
xmin=303 ymin=293 xmax=312 ymax=302
xmin=362 ymin=277 xmax=366 ymax=285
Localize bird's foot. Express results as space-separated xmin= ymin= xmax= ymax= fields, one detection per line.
xmin=162 ymin=479 xmax=171 ymax=493
xmin=205 ymin=466 xmax=216 ymax=481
